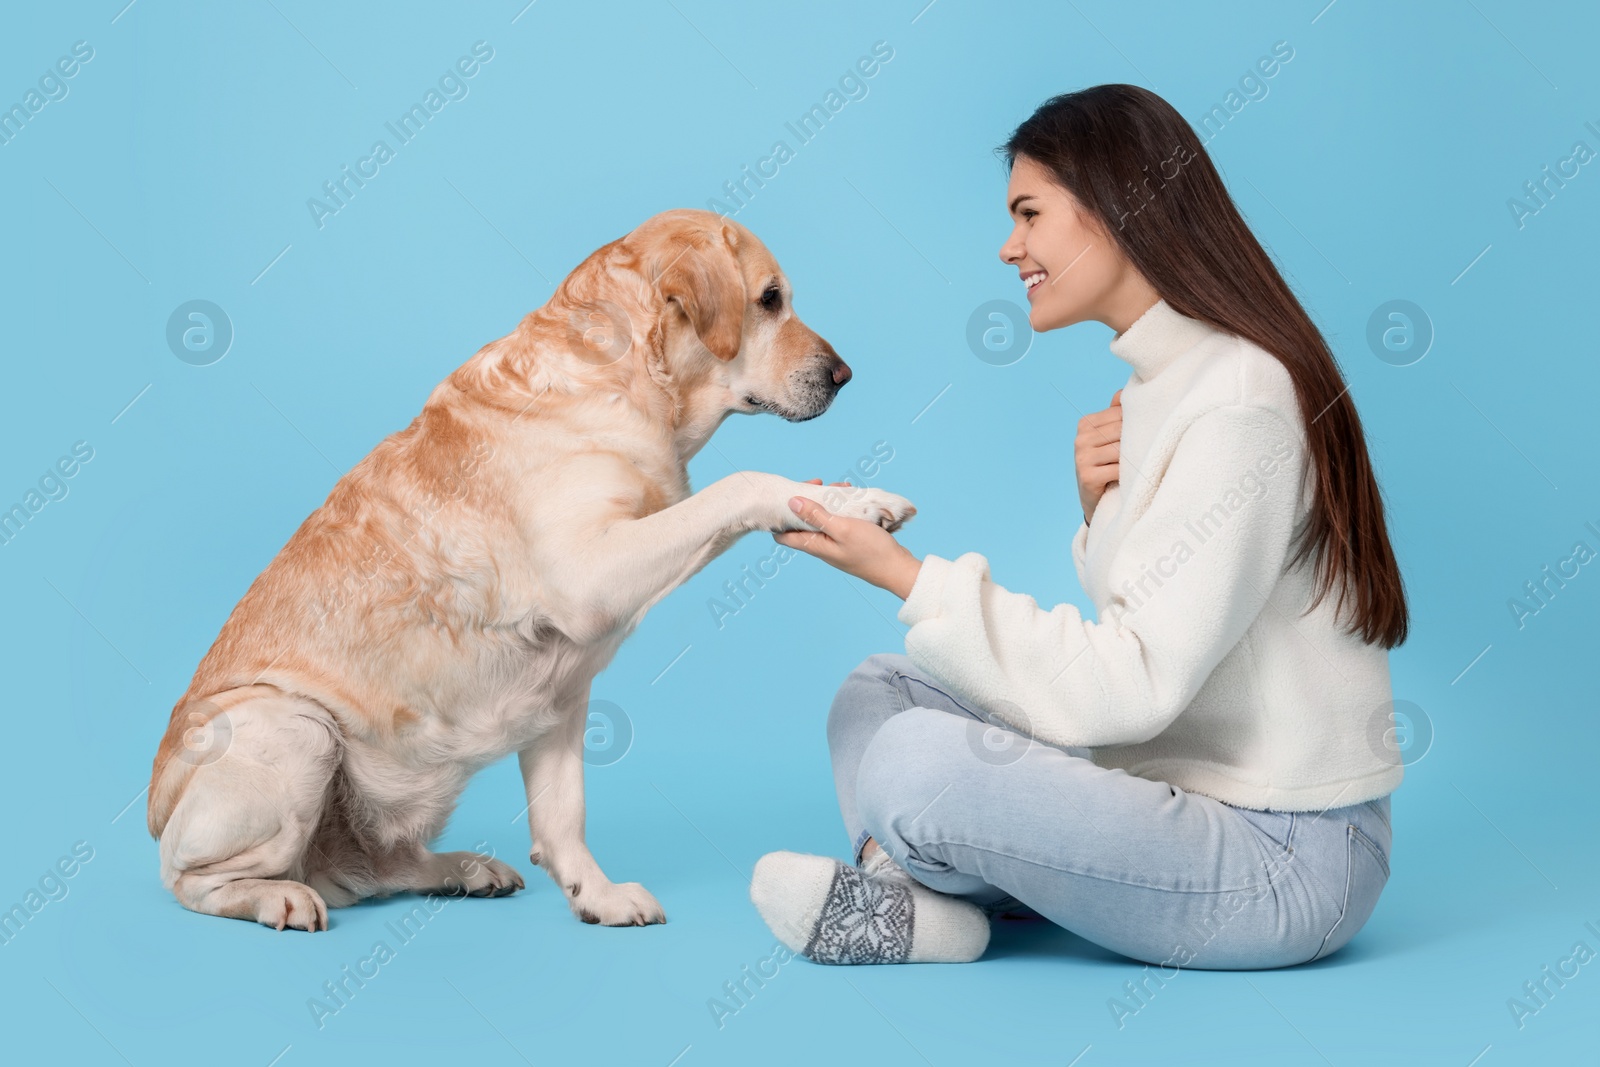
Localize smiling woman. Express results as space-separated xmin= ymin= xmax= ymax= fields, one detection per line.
xmin=1003 ymin=153 xmax=1164 ymax=338
xmin=749 ymin=83 xmax=1410 ymax=972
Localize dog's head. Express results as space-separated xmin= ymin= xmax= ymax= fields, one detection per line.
xmin=625 ymin=209 xmax=851 ymax=422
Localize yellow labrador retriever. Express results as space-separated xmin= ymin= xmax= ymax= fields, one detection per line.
xmin=147 ymin=209 xmax=915 ymax=930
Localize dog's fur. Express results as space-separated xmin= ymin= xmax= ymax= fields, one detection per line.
xmin=147 ymin=209 xmax=914 ymax=930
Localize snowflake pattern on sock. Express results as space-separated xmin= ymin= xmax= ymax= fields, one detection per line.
xmin=802 ymin=861 xmax=915 ymax=964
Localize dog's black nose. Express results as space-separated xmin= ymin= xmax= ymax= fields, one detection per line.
xmin=831 ymin=359 xmax=852 ymax=387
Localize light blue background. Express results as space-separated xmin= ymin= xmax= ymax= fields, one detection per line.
xmin=1 ymin=1 xmax=1595 ymax=1064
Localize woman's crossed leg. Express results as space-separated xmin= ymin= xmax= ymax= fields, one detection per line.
xmin=750 ymin=653 xmax=1391 ymax=969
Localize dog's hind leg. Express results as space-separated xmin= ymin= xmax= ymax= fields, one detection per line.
xmin=157 ymin=691 xmax=343 ymax=932
xmin=363 ymin=843 xmax=526 ymax=899
xmin=519 ymin=700 xmax=665 ymax=926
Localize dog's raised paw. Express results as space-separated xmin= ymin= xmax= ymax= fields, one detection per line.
xmin=831 ymin=488 xmax=917 ymax=533
xmin=569 ymin=880 xmax=666 ymax=926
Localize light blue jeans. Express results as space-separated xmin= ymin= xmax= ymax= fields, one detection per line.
xmin=828 ymin=653 xmax=1393 ymax=969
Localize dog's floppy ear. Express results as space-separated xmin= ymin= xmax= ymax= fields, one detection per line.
xmin=652 ymin=222 xmax=745 ymax=362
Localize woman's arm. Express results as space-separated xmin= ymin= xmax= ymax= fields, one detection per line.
xmin=897 ymin=403 xmax=1306 ymax=749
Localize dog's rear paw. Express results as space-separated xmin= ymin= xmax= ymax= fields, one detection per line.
xmin=256 ymin=881 xmax=329 ymax=932
xmin=438 ymin=852 xmax=525 ymax=898
xmin=570 ymin=880 xmax=666 ymax=926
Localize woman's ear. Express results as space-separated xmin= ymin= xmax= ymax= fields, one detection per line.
xmin=653 ymin=222 xmax=746 ymax=362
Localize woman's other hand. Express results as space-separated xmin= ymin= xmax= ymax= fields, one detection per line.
xmin=1076 ymin=389 xmax=1122 ymax=523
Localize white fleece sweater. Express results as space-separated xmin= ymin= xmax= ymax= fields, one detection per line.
xmin=897 ymin=298 xmax=1402 ymax=812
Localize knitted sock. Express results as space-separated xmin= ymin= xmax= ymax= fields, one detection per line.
xmin=750 ymin=849 xmax=990 ymax=964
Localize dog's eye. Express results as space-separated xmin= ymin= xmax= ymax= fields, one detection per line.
xmin=759 ymin=285 xmax=783 ymax=312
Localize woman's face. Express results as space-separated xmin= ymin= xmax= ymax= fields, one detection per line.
xmin=998 ymin=154 xmax=1131 ymax=333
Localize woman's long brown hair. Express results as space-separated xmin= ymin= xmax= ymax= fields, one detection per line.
xmin=1002 ymin=84 xmax=1409 ymax=648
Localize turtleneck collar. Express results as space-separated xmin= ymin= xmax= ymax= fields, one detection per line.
xmin=1108 ymin=298 xmax=1218 ymax=382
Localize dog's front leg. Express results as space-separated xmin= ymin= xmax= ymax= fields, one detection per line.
xmin=518 ymin=700 xmax=664 ymax=926
xmin=541 ymin=470 xmax=914 ymax=641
